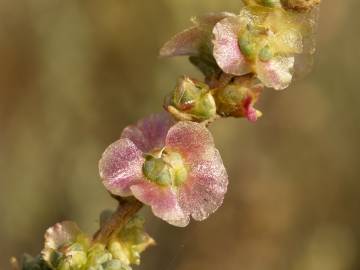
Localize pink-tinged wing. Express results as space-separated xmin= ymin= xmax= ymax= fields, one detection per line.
xmin=193 ymin=12 xmax=236 ymax=27
xmin=130 ymin=182 xmax=189 ymax=227
xmin=256 ymin=56 xmax=295 ymax=90
xmin=165 ymin=121 xmax=215 ymax=164
xmin=43 ymin=221 xmax=81 ymax=250
xmin=246 ymin=106 xmax=259 ymax=122
xmin=159 ymin=26 xmax=205 ymax=57
xmin=42 ymin=221 xmax=83 ymax=265
xmin=213 ymin=16 xmax=251 ymax=76
xmin=160 ymin=12 xmax=235 ymax=58
xmin=121 ymin=113 xmax=175 ymax=153
xmin=293 ymin=7 xmax=319 ymax=79
xmin=99 ymin=139 xmax=145 ymax=197
xmin=178 ymin=149 xmax=228 ymax=221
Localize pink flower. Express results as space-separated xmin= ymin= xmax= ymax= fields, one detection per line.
xmin=160 ymin=8 xmax=308 ymax=91
xmin=99 ymin=113 xmax=228 ymax=227
xmin=212 ymin=7 xmax=303 ymax=90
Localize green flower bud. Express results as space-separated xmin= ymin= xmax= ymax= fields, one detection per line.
xmin=87 ymin=244 xmax=112 ymax=267
xmin=57 ymin=243 xmax=87 ymax=270
xmin=162 ymin=152 xmax=188 ymax=187
xmin=108 ymin=241 xmax=130 ymax=266
xmin=259 ymin=45 xmax=273 ymax=62
xmin=143 ymin=151 xmax=188 ymax=187
xmin=143 ymin=156 xmax=173 ymax=186
xmin=103 ymin=260 xmax=131 ymax=270
xmin=214 ymin=77 xmax=263 ymax=121
xmin=109 ymin=216 xmax=155 ymax=267
xmin=165 ymin=77 xmax=217 ymax=122
xmin=238 ymin=35 xmax=256 ymax=59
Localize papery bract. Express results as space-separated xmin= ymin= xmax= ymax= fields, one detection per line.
xmin=160 ymin=12 xmax=235 ymax=58
xmin=42 ymin=221 xmax=89 ymax=270
xmin=99 ymin=113 xmax=228 ymax=227
xmin=160 ymin=12 xmax=236 ymax=77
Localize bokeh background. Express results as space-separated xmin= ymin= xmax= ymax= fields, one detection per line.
xmin=0 ymin=0 xmax=359 ymax=269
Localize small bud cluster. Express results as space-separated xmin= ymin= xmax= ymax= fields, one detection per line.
xmin=161 ymin=0 xmax=320 ymax=122
xmin=13 ymin=0 xmax=320 ymax=269
xmin=16 ymin=217 xmax=154 ymax=270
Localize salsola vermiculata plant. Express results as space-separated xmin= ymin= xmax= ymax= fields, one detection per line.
xmin=11 ymin=1 xmax=321 ymax=269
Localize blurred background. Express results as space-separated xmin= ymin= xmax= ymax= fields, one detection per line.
xmin=0 ymin=0 xmax=359 ymax=269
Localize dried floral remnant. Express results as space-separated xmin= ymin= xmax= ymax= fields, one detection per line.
xmin=281 ymin=0 xmax=321 ymax=11
xmin=42 ymin=221 xmax=90 ymax=270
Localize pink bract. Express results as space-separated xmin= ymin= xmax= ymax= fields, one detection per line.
xmin=160 ymin=12 xmax=235 ymax=58
xmin=256 ymin=56 xmax=295 ymax=90
xmin=212 ymin=16 xmax=251 ymax=76
xmin=99 ymin=113 xmax=228 ymax=227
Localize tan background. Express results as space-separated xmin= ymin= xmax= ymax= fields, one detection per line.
xmin=0 ymin=0 xmax=359 ymax=269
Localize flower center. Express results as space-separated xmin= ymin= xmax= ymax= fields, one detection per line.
xmin=143 ymin=149 xmax=188 ymax=187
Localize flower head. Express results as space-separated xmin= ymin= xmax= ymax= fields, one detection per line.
xmin=214 ymin=76 xmax=263 ymax=122
xmin=164 ymin=77 xmax=217 ymax=122
xmin=41 ymin=218 xmax=153 ymax=270
xmin=108 ymin=215 xmax=155 ymax=266
xmin=42 ymin=221 xmax=90 ymax=270
xmin=212 ymin=6 xmax=303 ymax=89
xmin=160 ymin=5 xmax=317 ymax=91
xmin=99 ymin=113 xmax=228 ymax=227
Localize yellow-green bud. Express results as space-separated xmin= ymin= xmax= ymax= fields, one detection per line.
xmin=103 ymin=260 xmax=131 ymax=270
xmin=214 ymin=77 xmax=263 ymax=121
xmin=259 ymin=45 xmax=273 ymax=62
xmin=143 ymin=151 xmax=187 ymax=187
xmin=56 ymin=243 xmax=88 ymax=270
xmin=165 ymin=77 xmax=217 ymax=122
xmin=238 ymin=35 xmax=256 ymax=59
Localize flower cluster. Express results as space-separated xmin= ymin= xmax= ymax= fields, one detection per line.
xmin=161 ymin=0 xmax=319 ymax=122
xmin=18 ymin=216 xmax=154 ymax=270
xmin=12 ymin=0 xmax=321 ymax=269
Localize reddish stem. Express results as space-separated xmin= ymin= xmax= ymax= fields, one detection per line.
xmin=93 ymin=196 xmax=143 ymax=243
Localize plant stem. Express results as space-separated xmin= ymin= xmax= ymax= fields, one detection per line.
xmin=93 ymin=196 xmax=143 ymax=243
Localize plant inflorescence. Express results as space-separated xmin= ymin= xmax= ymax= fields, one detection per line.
xmin=11 ymin=1 xmax=321 ymax=269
